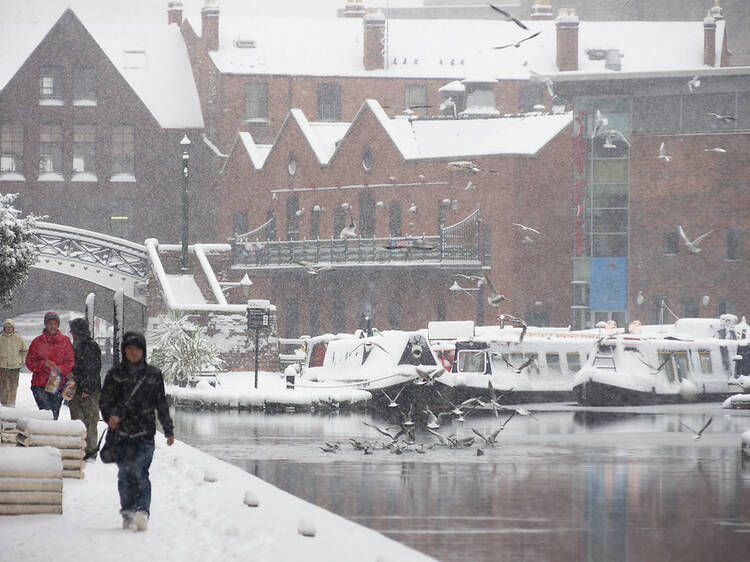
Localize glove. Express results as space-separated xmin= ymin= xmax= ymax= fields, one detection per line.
xmin=62 ymin=380 xmax=77 ymax=401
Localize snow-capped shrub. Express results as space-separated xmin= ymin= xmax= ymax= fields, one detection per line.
xmin=0 ymin=193 xmax=40 ymax=306
xmin=148 ymin=311 xmax=225 ymax=386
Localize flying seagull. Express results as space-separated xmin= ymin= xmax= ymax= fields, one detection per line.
xmin=447 ymin=161 xmax=500 ymax=174
xmin=381 ymin=386 xmax=406 ymax=408
xmin=362 ymin=421 xmax=398 ymax=441
xmin=423 ymin=405 xmax=453 ymax=429
xmin=512 ymin=223 xmax=540 ymax=235
xmin=679 ymin=417 xmax=713 ymax=440
xmin=707 ymin=111 xmax=736 ymax=123
xmin=472 ymin=427 xmax=502 ymax=447
xmin=688 ymin=75 xmax=701 ymax=92
xmin=599 ymin=129 xmax=631 ymax=148
xmin=294 ymin=261 xmax=336 ymax=275
xmin=678 ymin=225 xmax=713 ymax=253
xmin=703 ymin=147 xmax=726 ymax=153
xmin=489 ymin=4 xmax=529 ymax=30
xmin=529 ymin=70 xmax=554 ymax=96
xmin=493 ymin=30 xmax=541 ymax=50
xmin=502 ymin=355 xmax=534 ymax=374
xmin=658 ymin=142 xmax=672 ymax=162
xmin=464 ymin=180 xmax=476 ymax=191
xmin=455 ymin=274 xmax=485 ymax=284
xmin=487 ymin=380 xmax=514 ymax=418
xmin=592 ymin=109 xmax=608 ymax=138
xmin=483 ymin=275 xmax=510 ymax=307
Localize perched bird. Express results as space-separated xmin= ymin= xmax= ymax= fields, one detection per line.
xmin=703 ymin=147 xmax=727 ymax=153
xmin=448 ymin=161 xmax=481 ymax=173
xmin=707 ymin=111 xmax=736 ymax=123
xmin=679 ymin=417 xmax=713 ymax=440
xmin=592 ymin=109 xmax=608 ymax=138
xmin=339 ymin=220 xmax=357 ymax=240
xmin=295 ymin=208 xmax=305 ymax=217
xmin=381 ymin=386 xmax=406 ymax=408
xmin=319 ymin=444 xmax=337 ymax=453
xmin=440 ymin=97 xmax=458 ymax=119
xmin=658 ymin=142 xmax=672 ymax=162
xmin=464 ymin=181 xmax=476 ymax=191
xmin=493 ymin=30 xmax=541 ymax=50
xmin=688 ymin=75 xmax=701 ymax=92
xmin=599 ymin=129 xmax=630 ymax=148
xmin=483 ymin=275 xmax=510 ymax=307
xmin=636 ymin=290 xmax=645 ymax=306
xmin=489 ymin=4 xmax=528 ymax=30
xmin=409 ymin=202 xmax=418 ymax=214
xmin=294 ymin=261 xmax=335 ymax=275
xmin=678 ymin=225 xmax=713 ymax=253
xmin=529 ymin=70 xmax=554 ymax=97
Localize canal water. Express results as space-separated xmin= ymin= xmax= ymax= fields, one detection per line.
xmin=173 ymin=403 xmax=750 ymax=562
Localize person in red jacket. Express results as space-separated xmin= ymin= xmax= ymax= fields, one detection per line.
xmin=25 ymin=311 xmax=74 ymax=420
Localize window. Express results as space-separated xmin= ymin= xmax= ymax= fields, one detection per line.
xmin=592 ymin=234 xmax=627 ymax=257
xmin=682 ymin=297 xmax=699 ymax=318
xmin=592 ymin=209 xmax=627 ymax=233
xmin=389 ymin=201 xmax=402 ymax=237
xmin=0 ymin=123 xmax=23 ymax=174
xmin=358 ymin=191 xmax=375 ymax=237
xmin=437 ymin=299 xmax=446 ymax=322
xmin=718 ymin=300 xmax=735 ymax=316
xmin=566 ymin=352 xmax=581 ymax=373
xmin=285 ymin=194 xmax=299 ymax=241
xmin=526 ymin=310 xmax=550 ymax=327
xmin=519 ymin=84 xmax=543 ymax=112
xmin=288 ymin=153 xmax=297 ymax=176
xmin=309 ymin=206 xmax=321 ymax=239
xmin=592 ymin=159 xmax=628 ymax=184
xmin=72 ymin=125 xmax=96 ymax=177
xmin=39 ymin=67 xmax=62 ymax=101
xmin=673 ymin=351 xmax=689 ymax=381
xmin=457 ymin=350 xmax=486 ymax=373
xmin=572 ymin=283 xmax=589 ymax=307
xmin=317 ymin=82 xmax=341 ymax=121
xmin=39 ymin=125 xmax=62 ymax=178
xmin=361 ymin=148 xmax=373 ymax=171
xmin=111 ymin=126 xmax=135 ymax=176
xmin=658 ymin=351 xmax=676 ymax=382
xmin=725 ymin=228 xmax=742 ymax=260
xmin=73 ymin=68 xmax=96 ymax=103
xmin=592 ymin=184 xmax=628 ymax=208
xmin=633 ymin=95 xmax=680 ymax=134
xmin=683 ymin=93 xmax=736 ymax=133
xmin=404 ymin=84 xmax=428 ymax=115
xmin=333 ymin=206 xmax=347 ymax=238
xmin=546 ymin=353 xmax=561 ymax=373
xmin=232 ymin=211 xmax=248 ymax=235
xmin=664 ymin=231 xmax=679 ymax=255
xmin=284 ymin=296 xmax=299 ymax=338
xmin=333 ymin=298 xmax=345 ymax=333
xmin=245 ymin=82 xmax=269 ymax=121
xmin=388 ymin=297 xmax=401 ymax=329
xmin=698 ymin=351 xmax=712 ymax=375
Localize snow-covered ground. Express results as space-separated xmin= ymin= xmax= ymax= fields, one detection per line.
xmin=0 ymin=373 xmax=435 ymax=562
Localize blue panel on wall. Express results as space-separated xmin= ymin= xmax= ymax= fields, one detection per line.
xmin=589 ymin=257 xmax=627 ymax=310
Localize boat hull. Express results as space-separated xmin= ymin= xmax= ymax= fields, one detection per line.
xmin=573 ymin=379 xmax=728 ymax=406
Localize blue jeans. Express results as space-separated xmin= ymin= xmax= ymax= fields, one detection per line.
xmin=116 ymin=439 xmax=155 ymax=515
xmin=31 ymin=386 xmax=63 ymax=420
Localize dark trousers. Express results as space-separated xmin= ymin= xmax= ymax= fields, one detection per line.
xmin=0 ymin=368 xmax=20 ymax=407
xmin=31 ymin=386 xmax=64 ymax=420
xmin=116 ymin=439 xmax=155 ymax=515
xmin=68 ymin=392 xmax=100 ymax=455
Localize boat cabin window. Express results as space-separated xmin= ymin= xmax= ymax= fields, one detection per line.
xmin=720 ymin=346 xmax=731 ymax=372
xmin=698 ymin=350 xmax=712 ymax=375
xmin=457 ymin=350 xmax=486 ymax=373
xmin=672 ymin=351 xmax=689 ymax=381
xmin=566 ymin=352 xmax=581 ymax=373
xmin=597 ymin=343 xmax=616 ymax=355
xmin=592 ymin=355 xmax=616 ymax=370
xmin=658 ymin=350 xmax=676 ymax=383
xmin=546 ymin=353 xmax=561 ymax=374
xmin=309 ymin=343 xmax=327 ymax=368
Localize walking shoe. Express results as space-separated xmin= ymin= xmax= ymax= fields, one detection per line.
xmin=121 ymin=511 xmax=134 ymax=530
xmin=133 ymin=510 xmax=149 ymax=532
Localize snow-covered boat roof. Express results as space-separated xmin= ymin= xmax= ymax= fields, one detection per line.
xmin=189 ymin=16 xmax=725 ymax=79
xmin=0 ymin=8 xmax=204 ymax=129
xmin=234 ymin=99 xmax=571 ymax=170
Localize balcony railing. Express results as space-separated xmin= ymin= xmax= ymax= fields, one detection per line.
xmin=231 ymin=209 xmax=488 ymax=269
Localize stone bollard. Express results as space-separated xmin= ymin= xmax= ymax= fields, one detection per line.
xmin=284 ymin=364 xmax=297 ymax=390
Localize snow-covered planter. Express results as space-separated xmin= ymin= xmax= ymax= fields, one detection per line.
xmin=0 ymin=193 xmax=41 ymax=305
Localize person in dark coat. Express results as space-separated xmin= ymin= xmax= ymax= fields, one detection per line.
xmin=67 ymin=318 xmax=102 ymax=460
xmin=99 ymin=331 xmax=174 ymax=532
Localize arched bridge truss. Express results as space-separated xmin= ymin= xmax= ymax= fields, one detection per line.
xmin=31 ymin=222 xmax=149 ymax=305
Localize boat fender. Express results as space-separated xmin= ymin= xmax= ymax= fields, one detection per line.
xmin=679 ymin=379 xmax=697 ymax=401
xmin=411 ymin=345 xmax=423 ymax=361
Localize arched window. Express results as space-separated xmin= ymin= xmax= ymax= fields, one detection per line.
xmin=285 ymin=194 xmax=299 ymax=241
xmin=389 ymin=201 xmax=402 ymax=237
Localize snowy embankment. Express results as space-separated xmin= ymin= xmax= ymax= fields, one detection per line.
xmin=167 ymin=370 xmax=372 ymax=411
xmin=0 ymin=374 xmax=434 ymax=562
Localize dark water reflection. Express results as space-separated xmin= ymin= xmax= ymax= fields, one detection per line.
xmin=173 ymin=406 xmax=750 ymax=562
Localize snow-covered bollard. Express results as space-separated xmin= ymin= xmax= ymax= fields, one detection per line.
xmin=298 ymin=516 xmax=316 ymax=537
xmin=243 ymin=489 xmax=259 ymax=507
xmin=284 ymin=364 xmax=297 ymax=390
xmin=203 ymin=468 xmax=218 ymax=483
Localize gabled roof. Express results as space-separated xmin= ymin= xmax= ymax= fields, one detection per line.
xmin=188 ymin=16 xmax=726 ymax=79
xmin=229 ymin=99 xmax=573 ymax=172
xmin=0 ymin=8 xmax=203 ymax=129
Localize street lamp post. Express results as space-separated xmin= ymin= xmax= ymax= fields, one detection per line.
xmin=180 ymin=134 xmax=191 ymax=274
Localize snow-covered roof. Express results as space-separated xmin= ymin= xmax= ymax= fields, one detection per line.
xmin=191 ymin=16 xmax=725 ymax=79
xmin=235 ymin=99 xmax=572 ymax=171
xmin=0 ymin=8 xmax=203 ymax=129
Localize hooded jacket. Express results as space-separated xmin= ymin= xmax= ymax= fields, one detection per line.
xmin=99 ymin=331 xmax=174 ymax=442
xmin=25 ymin=327 xmax=74 ymax=388
xmin=1 ymin=319 xmax=28 ymax=370
xmin=69 ymin=318 xmax=102 ymax=395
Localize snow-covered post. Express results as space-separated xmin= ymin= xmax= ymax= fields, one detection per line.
xmin=0 ymin=193 xmax=39 ymax=306
xmin=112 ymin=288 xmax=124 ymax=368
xmin=84 ymin=293 xmax=95 ymax=336
xmin=246 ymin=300 xmax=271 ymax=389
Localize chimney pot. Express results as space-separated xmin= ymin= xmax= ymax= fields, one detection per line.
xmin=167 ymin=1 xmax=183 ymax=26
xmin=530 ymin=0 xmax=553 ymax=20
xmin=344 ymin=2 xmax=367 ymax=18
xmin=710 ymin=1 xmax=724 ymax=21
xmin=202 ymin=4 xmax=220 ymax=52
xmin=556 ymin=8 xmax=579 ymax=71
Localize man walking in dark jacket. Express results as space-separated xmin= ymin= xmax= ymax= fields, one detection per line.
xmin=99 ymin=331 xmax=174 ymax=532
xmin=67 ymin=318 xmax=102 ymax=460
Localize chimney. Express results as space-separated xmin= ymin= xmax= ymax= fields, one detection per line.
xmin=556 ymin=8 xmax=579 ymax=71
xmin=202 ymin=3 xmax=220 ymax=52
xmin=363 ymin=9 xmax=386 ymax=71
xmin=167 ymin=1 xmax=183 ymax=25
xmin=704 ymin=11 xmax=716 ymax=67
xmin=531 ymin=0 xmax=553 ymax=20
xmin=344 ymin=1 xmax=366 ymax=18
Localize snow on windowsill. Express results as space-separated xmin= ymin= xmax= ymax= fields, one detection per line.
xmin=39 ymin=99 xmax=64 ymax=106
xmin=244 ymin=118 xmax=270 ymax=124
xmin=110 ymin=173 xmax=136 ymax=182
xmin=73 ymin=99 xmax=97 ymax=107
xmin=72 ymin=172 xmax=98 ymax=182
xmin=0 ymin=172 xmax=25 ymax=181
xmin=38 ymin=172 xmax=64 ymax=182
